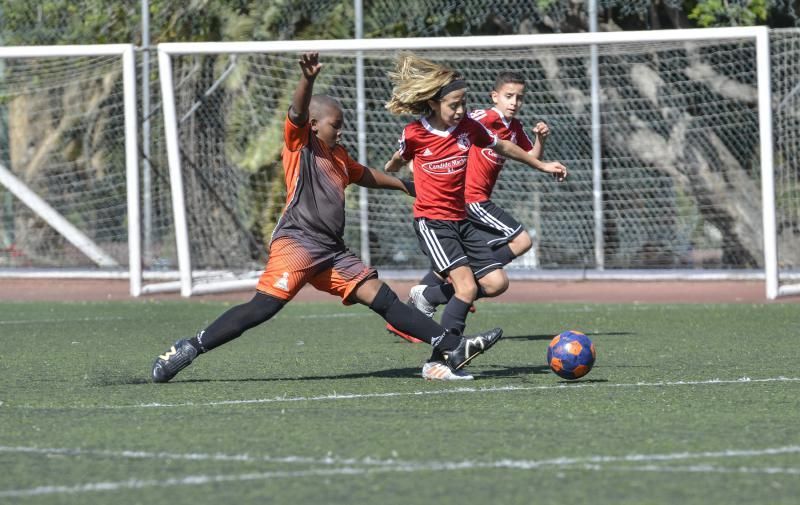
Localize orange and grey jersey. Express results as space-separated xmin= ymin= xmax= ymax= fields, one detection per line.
xmin=271 ymin=115 xmax=366 ymax=249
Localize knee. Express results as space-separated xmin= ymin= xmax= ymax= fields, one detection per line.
xmin=480 ymin=270 xmax=509 ymax=297
xmin=246 ymin=292 xmax=286 ymax=323
xmin=351 ymin=278 xmax=383 ymax=306
xmin=367 ymin=282 xmax=398 ymax=315
xmin=452 ymin=279 xmax=478 ymax=302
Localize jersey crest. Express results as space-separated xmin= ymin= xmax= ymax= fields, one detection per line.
xmin=456 ymin=133 xmax=472 ymax=151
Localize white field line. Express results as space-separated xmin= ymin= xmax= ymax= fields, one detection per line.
xmin=0 ymin=301 xmax=604 ymax=326
xmin=1 ymin=445 xmax=799 ymax=498
xmin=2 ymin=444 xmax=799 ymax=469
xmin=0 ymin=316 xmax=130 ymax=325
xmin=90 ymin=376 xmax=800 ymax=410
xmin=4 ymin=377 xmax=798 ymax=412
xmin=594 ymin=464 xmax=800 ymax=475
xmin=0 ymin=312 xmax=370 ymax=326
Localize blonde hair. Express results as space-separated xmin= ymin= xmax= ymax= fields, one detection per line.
xmin=385 ymin=52 xmax=461 ymax=115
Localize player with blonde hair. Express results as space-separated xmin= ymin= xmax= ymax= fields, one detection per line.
xmin=389 ymin=70 xmax=557 ymax=332
xmin=384 ymin=53 xmax=568 ymax=377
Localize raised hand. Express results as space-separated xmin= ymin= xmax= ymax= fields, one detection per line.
xmin=298 ymin=52 xmax=322 ymax=80
xmin=532 ymin=121 xmax=550 ymax=139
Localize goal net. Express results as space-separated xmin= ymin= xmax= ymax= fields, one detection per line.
xmin=0 ymin=45 xmax=142 ymax=293
xmin=155 ymin=28 xmax=794 ymax=298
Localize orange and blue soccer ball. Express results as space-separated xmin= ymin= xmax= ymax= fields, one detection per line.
xmin=547 ymin=330 xmax=596 ymax=380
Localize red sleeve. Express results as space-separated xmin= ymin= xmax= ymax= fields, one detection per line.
xmin=397 ymin=125 xmax=414 ymax=161
xmin=284 ymin=114 xmax=310 ymax=152
xmin=466 ymin=117 xmax=497 ymax=149
xmin=513 ymin=119 xmax=534 ymax=152
xmin=469 ymin=108 xmax=491 ymax=126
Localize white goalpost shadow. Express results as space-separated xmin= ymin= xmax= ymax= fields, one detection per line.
xmin=153 ymin=26 xmax=795 ymax=299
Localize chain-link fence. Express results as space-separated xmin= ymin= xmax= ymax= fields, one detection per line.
xmin=1 ymin=2 xmax=799 ymax=285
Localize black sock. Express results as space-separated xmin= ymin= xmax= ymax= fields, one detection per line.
xmin=492 ymin=244 xmax=517 ymax=266
xmin=431 ymin=329 xmax=461 ymax=352
xmin=422 ymin=283 xmax=455 ymax=305
xmin=440 ymin=296 xmax=472 ymax=335
xmin=428 ymin=328 xmax=461 ymax=362
xmin=420 ymin=270 xmax=444 ymax=286
xmin=369 ymin=283 xmax=445 ymax=344
xmin=188 ymin=292 xmax=285 ymax=353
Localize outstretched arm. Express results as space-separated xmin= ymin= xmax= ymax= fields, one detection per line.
xmin=494 ymin=138 xmax=567 ymax=182
xmin=357 ymin=167 xmax=415 ymax=196
xmin=288 ymin=53 xmax=322 ymax=126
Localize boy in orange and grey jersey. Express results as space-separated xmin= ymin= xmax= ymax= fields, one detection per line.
xmin=150 ymin=53 xmax=502 ymax=383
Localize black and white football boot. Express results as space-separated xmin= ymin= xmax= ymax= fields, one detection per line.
xmin=442 ymin=327 xmax=503 ymax=370
xmin=151 ymin=339 xmax=198 ymax=383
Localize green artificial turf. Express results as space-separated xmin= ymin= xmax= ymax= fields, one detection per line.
xmin=0 ymin=300 xmax=798 ymax=504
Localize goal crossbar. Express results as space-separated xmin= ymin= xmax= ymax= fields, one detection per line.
xmin=156 ymin=27 xmax=787 ymax=298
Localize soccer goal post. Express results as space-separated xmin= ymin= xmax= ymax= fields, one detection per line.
xmin=0 ymin=44 xmax=143 ymax=295
xmin=156 ymin=27 xmax=795 ymax=299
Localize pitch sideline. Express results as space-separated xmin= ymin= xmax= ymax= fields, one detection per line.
xmin=95 ymin=376 xmax=800 ymax=409
xmin=1 ymin=445 xmax=799 ymax=498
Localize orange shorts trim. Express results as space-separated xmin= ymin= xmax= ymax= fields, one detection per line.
xmin=256 ymin=237 xmax=377 ymax=304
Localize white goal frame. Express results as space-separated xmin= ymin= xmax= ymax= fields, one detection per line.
xmin=156 ymin=27 xmax=792 ymax=299
xmin=0 ymin=44 xmax=142 ymax=295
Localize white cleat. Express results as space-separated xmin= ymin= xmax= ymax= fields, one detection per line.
xmin=422 ymin=361 xmax=474 ymax=381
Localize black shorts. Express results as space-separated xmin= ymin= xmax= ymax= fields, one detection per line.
xmin=413 ymin=217 xmax=502 ymax=279
xmin=466 ymin=200 xmax=523 ymax=248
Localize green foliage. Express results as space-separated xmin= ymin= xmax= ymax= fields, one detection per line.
xmin=0 ymin=1 xmax=137 ymax=44
xmin=688 ymin=0 xmax=769 ymax=27
xmin=535 ymin=0 xmax=560 ymax=11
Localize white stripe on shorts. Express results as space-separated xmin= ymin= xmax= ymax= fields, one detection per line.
xmin=418 ymin=219 xmax=449 ymax=271
xmin=468 ymin=202 xmax=516 ymax=236
xmin=473 ymin=261 xmax=504 ymax=276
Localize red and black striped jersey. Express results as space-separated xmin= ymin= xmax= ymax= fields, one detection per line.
xmin=398 ymin=116 xmax=497 ymax=220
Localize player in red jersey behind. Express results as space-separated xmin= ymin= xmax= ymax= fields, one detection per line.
xmin=150 ymin=53 xmax=502 ymax=383
xmin=384 ymin=53 xmax=568 ymax=379
xmin=401 ymin=71 xmax=555 ymax=306
xmin=466 ymin=71 xmax=549 ymax=263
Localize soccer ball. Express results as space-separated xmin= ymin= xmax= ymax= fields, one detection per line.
xmin=547 ymin=330 xmax=596 ymax=380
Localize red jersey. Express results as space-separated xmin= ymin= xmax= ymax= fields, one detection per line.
xmin=465 ymin=107 xmax=534 ymax=203
xmin=398 ymin=117 xmax=497 ymax=220
xmin=272 ymin=115 xmax=366 ymax=248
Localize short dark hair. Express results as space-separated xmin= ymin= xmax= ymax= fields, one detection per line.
xmin=494 ymin=71 xmax=525 ymax=90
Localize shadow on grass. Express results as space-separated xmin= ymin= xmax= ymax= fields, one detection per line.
xmin=504 ymin=331 xmax=634 ymax=341
xmin=101 ymin=364 xmax=561 ymax=385
xmin=554 ymin=378 xmax=608 ymax=384
xmin=478 ymin=364 xmax=552 ymax=378
xmin=90 ymin=372 xmax=150 ymax=386
xmin=102 ymin=367 xmax=424 ymax=385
